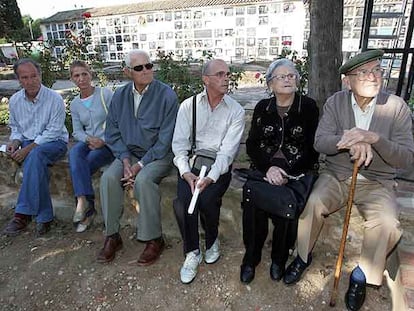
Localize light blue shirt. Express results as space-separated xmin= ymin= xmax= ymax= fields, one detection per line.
xmin=70 ymin=87 xmax=113 ymax=143
xmin=9 ymin=85 xmax=69 ymax=144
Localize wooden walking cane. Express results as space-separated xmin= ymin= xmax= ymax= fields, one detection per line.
xmin=329 ymin=160 xmax=359 ymax=307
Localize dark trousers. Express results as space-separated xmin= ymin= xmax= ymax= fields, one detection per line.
xmin=242 ymin=199 xmax=298 ymax=267
xmin=174 ymin=169 xmax=231 ymax=254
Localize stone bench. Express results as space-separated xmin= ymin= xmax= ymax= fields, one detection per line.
xmin=0 ymin=145 xmax=244 ymax=239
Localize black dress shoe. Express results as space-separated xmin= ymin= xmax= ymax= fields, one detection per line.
xmin=345 ymin=276 xmax=366 ymax=311
xmin=283 ymin=255 xmax=311 ymax=285
xmin=3 ymin=216 xmax=31 ymax=236
xmin=240 ymin=265 xmax=255 ymax=284
xmin=35 ymin=221 xmax=52 ymax=236
xmin=270 ymin=262 xmax=285 ymax=281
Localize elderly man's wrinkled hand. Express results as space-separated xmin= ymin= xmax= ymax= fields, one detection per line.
xmin=183 ymin=172 xmax=198 ymax=194
xmin=337 ymin=127 xmax=379 ymax=149
xmin=121 ymin=160 xmax=137 ymax=189
xmin=10 ymin=145 xmax=32 ymax=163
xmin=196 ymin=177 xmax=213 ymax=193
xmin=349 ymin=142 xmax=373 ymax=167
xmin=6 ymin=144 xmax=16 ymax=155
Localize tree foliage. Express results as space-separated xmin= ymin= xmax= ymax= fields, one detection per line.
xmin=155 ymin=51 xmax=204 ymax=102
xmin=155 ymin=50 xmax=245 ymax=103
xmin=21 ymin=16 xmax=42 ymax=41
xmin=0 ymin=0 xmax=24 ymax=40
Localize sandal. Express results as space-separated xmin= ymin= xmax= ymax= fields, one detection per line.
xmin=76 ymin=208 xmax=96 ymax=233
xmin=72 ymin=204 xmax=86 ymax=224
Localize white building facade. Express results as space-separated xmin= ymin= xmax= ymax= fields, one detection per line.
xmin=40 ymin=0 xmax=411 ymax=62
xmin=41 ymin=0 xmax=307 ymax=62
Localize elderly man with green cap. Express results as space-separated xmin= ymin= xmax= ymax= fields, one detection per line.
xmin=283 ymin=49 xmax=414 ymax=310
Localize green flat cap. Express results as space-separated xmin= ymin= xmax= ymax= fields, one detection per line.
xmin=339 ymin=49 xmax=384 ymax=74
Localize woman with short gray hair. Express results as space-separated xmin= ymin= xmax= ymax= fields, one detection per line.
xmin=240 ymin=58 xmax=319 ymax=285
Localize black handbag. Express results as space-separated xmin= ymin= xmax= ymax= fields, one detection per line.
xmin=188 ymin=95 xmax=216 ymax=171
xmin=237 ymin=169 xmax=317 ymax=220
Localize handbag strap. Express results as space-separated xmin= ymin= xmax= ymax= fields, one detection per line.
xmin=191 ymin=95 xmax=197 ymax=154
xmin=100 ymin=88 xmax=108 ymax=130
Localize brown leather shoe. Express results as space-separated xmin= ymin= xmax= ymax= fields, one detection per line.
xmin=3 ymin=216 xmax=30 ymax=236
xmin=97 ymin=235 xmax=123 ymax=264
xmin=137 ymin=237 xmax=165 ymax=266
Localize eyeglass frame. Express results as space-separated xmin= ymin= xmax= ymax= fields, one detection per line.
xmin=205 ymin=71 xmax=232 ymax=78
xmin=269 ymin=73 xmax=297 ymax=82
xmin=346 ymin=67 xmax=384 ymax=81
xmin=128 ymin=63 xmax=154 ymax=72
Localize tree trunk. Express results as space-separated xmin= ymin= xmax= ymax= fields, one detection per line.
xmin=308 ymin=0 xmax=344 ymax=110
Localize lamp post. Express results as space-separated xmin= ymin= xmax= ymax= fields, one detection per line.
xmin=29 ymin=19 xmax=34 ymax=40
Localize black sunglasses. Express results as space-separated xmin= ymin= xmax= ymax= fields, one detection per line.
xmin=129 ymin=63 xmax=154 ymax=72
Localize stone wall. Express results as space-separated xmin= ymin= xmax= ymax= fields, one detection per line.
xmin=0 ymin=150 xmax=244 ymax=239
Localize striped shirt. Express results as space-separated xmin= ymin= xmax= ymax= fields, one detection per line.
xmin=9 ymin=85 xmax=69 ymax=144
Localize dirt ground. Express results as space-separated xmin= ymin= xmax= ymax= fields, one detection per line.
xmin=0 ymin=88 xmax=405 ymax=311
xmin=0 ymin=195 xmax=404 ymax=311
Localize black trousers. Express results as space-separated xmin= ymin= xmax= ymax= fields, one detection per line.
xmin=242 ymin=198 xmax=298 ymax=267
xmin=174 ymin=168 xmax=231 ymax=254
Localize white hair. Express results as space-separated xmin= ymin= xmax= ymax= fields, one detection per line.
xmin=124 ymin=50 xmax=150 ymax=67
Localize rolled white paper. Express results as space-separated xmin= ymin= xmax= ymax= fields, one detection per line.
xmin=188 ymin=165 xmax=207 ymax=214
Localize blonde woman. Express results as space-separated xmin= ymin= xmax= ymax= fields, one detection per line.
xmin=69 ymin=61 xmax=114 ymax=232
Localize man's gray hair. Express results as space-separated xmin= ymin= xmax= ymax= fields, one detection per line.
xmin=265 ymin=58 xmax=300 ymax=85
xmin=124 ymin=50 xmax=150 ymax=67
xmin=13 ymin=58 xmax=41 ymax=77
xmin=202 ymin=60 xmax=213 ymax=76
xmin=202 ymin=59 xmax=227 ymax=76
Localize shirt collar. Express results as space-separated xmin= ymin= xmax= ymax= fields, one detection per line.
xmin=351 ymin=93 xmax=377 ymax=112
xmin=24 ymin=84 xmax=43 ymax=103
xmin=200 ymin=88 xmax=230 ymax=107
xmin=132 ymin=82 xmax=150 ymax=96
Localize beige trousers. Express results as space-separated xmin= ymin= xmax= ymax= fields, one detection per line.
xmin=297 ymin=172 xmax=402 ymax=286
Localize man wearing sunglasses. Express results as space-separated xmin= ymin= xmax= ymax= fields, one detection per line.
xmin=284 ymin=49 xmax=414 ymax=310
xmin=172 ymin=59 xmax=245 ymax=284
xmin=97 ymin=50 xmax=178 ymax=265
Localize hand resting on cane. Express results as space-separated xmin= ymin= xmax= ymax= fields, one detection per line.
xmin=336 ymin=128 xmax=379 ymax=167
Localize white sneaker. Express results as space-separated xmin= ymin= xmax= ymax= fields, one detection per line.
xmin=180 ymin=250 xmax=202 ymax=284
xmin=205 ymin=238 xmax=220 ymax=264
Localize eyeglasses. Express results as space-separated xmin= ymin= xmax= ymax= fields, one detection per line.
xmin=129 ymin=63 xmax=154 ymax=72
xmin=205 ymin=71 xmax=231 ymax=78
xmin=346 ymin=67 xmax=384 ymax=81
xmin=270 ymin=73 xmax=296 ymax=81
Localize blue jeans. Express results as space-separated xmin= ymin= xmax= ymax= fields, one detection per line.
xmin=15 ymin=140 xmax=67 ymax=223
xmin=69 ymin=141 xmax=114 ymax=198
